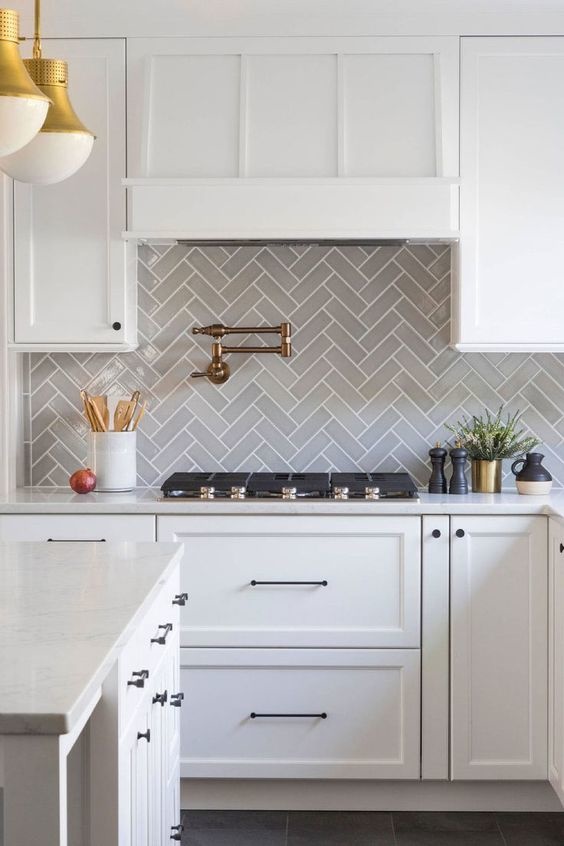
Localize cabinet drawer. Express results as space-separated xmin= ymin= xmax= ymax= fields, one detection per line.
xmin=158 ymin=515 xmax=420 ymax=648
xmin=0 ymin=514 xmax=155 ymax=542
xmin=179 ymin=647 xmax=420 ymax=779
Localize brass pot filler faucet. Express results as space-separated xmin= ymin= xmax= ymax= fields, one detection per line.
xmin=191 ymin=322 xmax=292 ymax=384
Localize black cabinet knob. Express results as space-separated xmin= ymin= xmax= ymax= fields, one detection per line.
xmin=137 ymin=729 xmax=151 ymax=742
xmin=171 ymin=824 xmax=184 ymax=840
xmin=170 ymin=692 xmax=184 ymax=708
xmin=456 ymin=529 xmax=465 ymax=538
xmin=560 ymin=543 xmax=564 ymax=554
xmin=432 ymin=529 xmax=441 ymax=538
xmin=150 ymin=623 xmax=173 ymax=645
xmin=112 ymin=321 xmax=121 ymax=331
xmin=153 ymin=691 xmax=168 ymax=706
xmin=127 ymin=669 xmax=149 ymax=689
xmin=172 ymin=593 xmax=188 ymax=606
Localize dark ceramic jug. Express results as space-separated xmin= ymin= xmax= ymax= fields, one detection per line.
xmin=511 ymin=453 xmax=552 ymax=495
xmin=511 ymin=453 xmax=552 ymax=482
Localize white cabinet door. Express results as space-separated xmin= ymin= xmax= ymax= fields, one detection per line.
xmin=180 ymin=647 xmax=420 ymax=780
xmin=12 ymin=39 xmax=136 ymax=351
xmin=456 ymin=37 xmax=564 ymax=351
xmin=451 ymin=516 xmax=548 ymax=780
xmin=0 ymin=514 xmax=155 ymax=541
xmin=157 ymin=515 xmax=421 ymax=648
xmin=549 ymin=519 xmax=564 ymax=807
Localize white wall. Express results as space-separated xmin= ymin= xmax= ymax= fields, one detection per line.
xmin=10 ymin=0 xmax=564 ymax=39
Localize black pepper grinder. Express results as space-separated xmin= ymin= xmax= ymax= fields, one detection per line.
xmin=428 ymin=442 xmax=448 ymax=494
xmin=449 ymin=441 xmax=469 ymax=495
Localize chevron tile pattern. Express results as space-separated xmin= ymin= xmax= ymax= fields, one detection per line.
xmin=24 ymin=244 xmax=564 ymax=488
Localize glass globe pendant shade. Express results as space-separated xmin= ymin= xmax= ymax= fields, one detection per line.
xmin=0 ymin=9 xmax=50 ymax=156
xmin=0 ymin=58 xmax=95 ymax=184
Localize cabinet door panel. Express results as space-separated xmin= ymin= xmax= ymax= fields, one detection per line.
xmin=13 ymin=39 xmax=133 ymax=349
xmin=0 ymin=514 xmax=155 ymax=542
xmin=549 ymin=519 xmax=564 ymax=806
xmin=157 ymin=515 xmax=421 ymax=648
xmin=180 ymin=647 xmax=420 ymax=779
xmin=451 ymin=516 xmax=547 ymax=779
xmin=457 ymin=37 xmax=564 ymax=349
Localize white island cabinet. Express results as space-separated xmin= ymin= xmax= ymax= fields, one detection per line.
xmin=0 ymin=541 xmax=183 ymax=846
xmin=549 ymin=517 xmax=564 ymax=805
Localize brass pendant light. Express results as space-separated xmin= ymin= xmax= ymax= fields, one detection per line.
xmin=0 ymin=0 xmax=95 ymax=184
xmin=0 ymin=7 xmax=50 ymax=156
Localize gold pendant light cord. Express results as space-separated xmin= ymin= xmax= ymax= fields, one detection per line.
xmin=33 ymin=0 xmax=41 ymax=59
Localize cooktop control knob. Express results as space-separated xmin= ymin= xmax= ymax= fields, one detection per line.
xmin=231 ymin=486 xmax=246 ymax=500
xmin=282 ymin=486 xmax=297 ymax=500
xmin=365 ymin=486 xmax=380 ymax=500
xmin=200 ymin=486 xmax=215 ymax=500
xmin=333 ymin=486 xmax=349 ymax=500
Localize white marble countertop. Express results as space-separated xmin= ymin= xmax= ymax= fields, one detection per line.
xmin=0 ymin=541 xmax=183 ymax=735
xmin=3 ymin=487 xmax=564 ymax=518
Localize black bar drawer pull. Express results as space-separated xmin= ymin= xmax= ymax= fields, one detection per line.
xmin=172 ymin=592 xmax=188 ymax=606
xmin=250 ymin=712 xmax=327 ymax=719
xmin=151 ymin=623 xmax=173 ymax=645
xmin=47 ymin=538 xmax=106 ymax=542
xmin=170 ymin=692 xmax=184 ymax=707
xmin=250 ymin=580 xmax=328 ymax=587
xmin=127 ymin=669 xmax=149 ymax=688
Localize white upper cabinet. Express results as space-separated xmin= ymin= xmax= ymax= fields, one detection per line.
xmin=12 ymin=39 xmax=136 ymax=351
xmin=126 ymin=36 xmax=459 ymax=239
xmin=455 ymin=37 xmax=564 ymax=351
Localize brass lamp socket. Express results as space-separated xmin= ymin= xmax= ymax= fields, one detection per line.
xmin=0 ymin=10 xmax=50 ymax=102
xmin=24 ymin=57 xmax=94 ymax=135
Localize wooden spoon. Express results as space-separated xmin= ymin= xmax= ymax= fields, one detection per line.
xmin=132 ymin=401 xmax=146 ymax=431
xmin=80 ymin=390 xmax=98 ymax=431
xmin=114 ymin=400 xmax=131 ymax=432
xmin=91 ymin=395 xmax=109 ymax=431
xmin=87 ymin=396 xmax=107 ymax=432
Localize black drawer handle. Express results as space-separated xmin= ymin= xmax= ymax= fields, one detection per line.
xmin=151 ymin=623 xmax=173 ymax=645
xmin=455 ymin=529 xmax=465 ymax=538
xmin=172 ymin=592 xmax=188 ymax=606
xmin=127 ymin=669 xmax=149 ymax=688
xmin=170 ymin=692 xmax=184 ymax=708
xmin=432 ymin=529 xmax=441 ymax=538
xmin=560 ymin=543 xmax=564 ymax=554
xmin=250 ymin=712 xmax=327 ymax=719
xmin=137 ymin=729 xmax=151 ymax=742
xmin=250 ymin=580 xmax=328 ymax=587
xmin=153 ymin=690 xmax=168 ymax=706
xmin=47 ymin=538 xmax=106 ymax=542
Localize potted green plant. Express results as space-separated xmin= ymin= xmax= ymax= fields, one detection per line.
xmin=446 ymin=407 xmax=539 ymax=493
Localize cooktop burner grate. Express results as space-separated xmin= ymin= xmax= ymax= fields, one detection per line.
xmin=247 ymin=472 xmax=331 ymax=498
xmin=161 ymin=472 xmax=251 ymax=498
xmin=331 ymin=472 xmax=419 ymax=499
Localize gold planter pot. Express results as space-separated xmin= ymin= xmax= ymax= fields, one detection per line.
xmin=471 ymin=459 xmax=502 ymax=493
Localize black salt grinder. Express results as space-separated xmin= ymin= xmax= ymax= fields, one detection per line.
xmin=449 ymin=441 xmax=468 ymax=495
xmin=428 ymin=442 xmax=448 ymax=494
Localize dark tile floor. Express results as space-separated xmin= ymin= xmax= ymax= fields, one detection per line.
xmin=181 ymin=810 xmax=564 ymax=846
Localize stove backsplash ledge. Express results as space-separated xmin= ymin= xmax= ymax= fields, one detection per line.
xmin=22 ymin=243 xmax=564 ymax=489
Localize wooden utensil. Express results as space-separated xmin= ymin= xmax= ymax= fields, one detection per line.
xmin=80 ymin=390 xmax=98 ymax=431
xmin=123 ymin=391 xmax=140 ymax=431
xmin=87 ymin=396 xmax=107 ymax=432
xmin=91 ymin=395 xmax=109 ymax=431
xmin=132 ymin=401 xmax=146 ymax=431
xmin=114 ymin=400 xmax=131 ymax=432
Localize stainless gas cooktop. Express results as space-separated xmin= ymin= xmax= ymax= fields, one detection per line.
xmin=160 ymin=471 xmax=419 ymax=500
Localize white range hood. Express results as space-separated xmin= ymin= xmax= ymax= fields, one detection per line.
xmin=123 ymin=35 xmax=461 ymax=243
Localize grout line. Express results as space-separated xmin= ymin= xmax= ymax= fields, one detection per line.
xmin=495 ymin=815 xmax=509 ymax=846
xmin=390 ymin=811 xmax=398 ymax=846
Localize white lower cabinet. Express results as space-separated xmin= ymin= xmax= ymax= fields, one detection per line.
xmin=450 ymin=515 xmax=548 ymax=780
xmin=157 ymin=515 xmax=421 ymax=648
xmin=0 ymin=514 xmax=155 ymax=542
xmin=549 ymin=518 xmax=564 ymax=805
xmin=179 ymin=647 xmax=420 ymax=779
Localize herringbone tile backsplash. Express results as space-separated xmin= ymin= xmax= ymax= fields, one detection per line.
xmin=23 ymin=244 xmax=564 ymax=488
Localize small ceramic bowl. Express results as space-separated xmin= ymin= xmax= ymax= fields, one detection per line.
xmin=516 ymin=479 xmax=553 ymax=495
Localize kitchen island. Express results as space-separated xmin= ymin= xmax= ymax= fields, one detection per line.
xmin=0 ymin=541 xmax=183 ymax=846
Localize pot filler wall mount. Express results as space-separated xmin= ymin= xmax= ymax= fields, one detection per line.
xmin=190 ymin=322 xmax=292 ymax=384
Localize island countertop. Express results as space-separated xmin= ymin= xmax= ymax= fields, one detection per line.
xmin=0 ymin=541 xmax=183 ymax=735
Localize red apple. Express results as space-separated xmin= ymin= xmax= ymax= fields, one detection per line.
xmin=69 ymin=468 xmax=96 ymax=494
